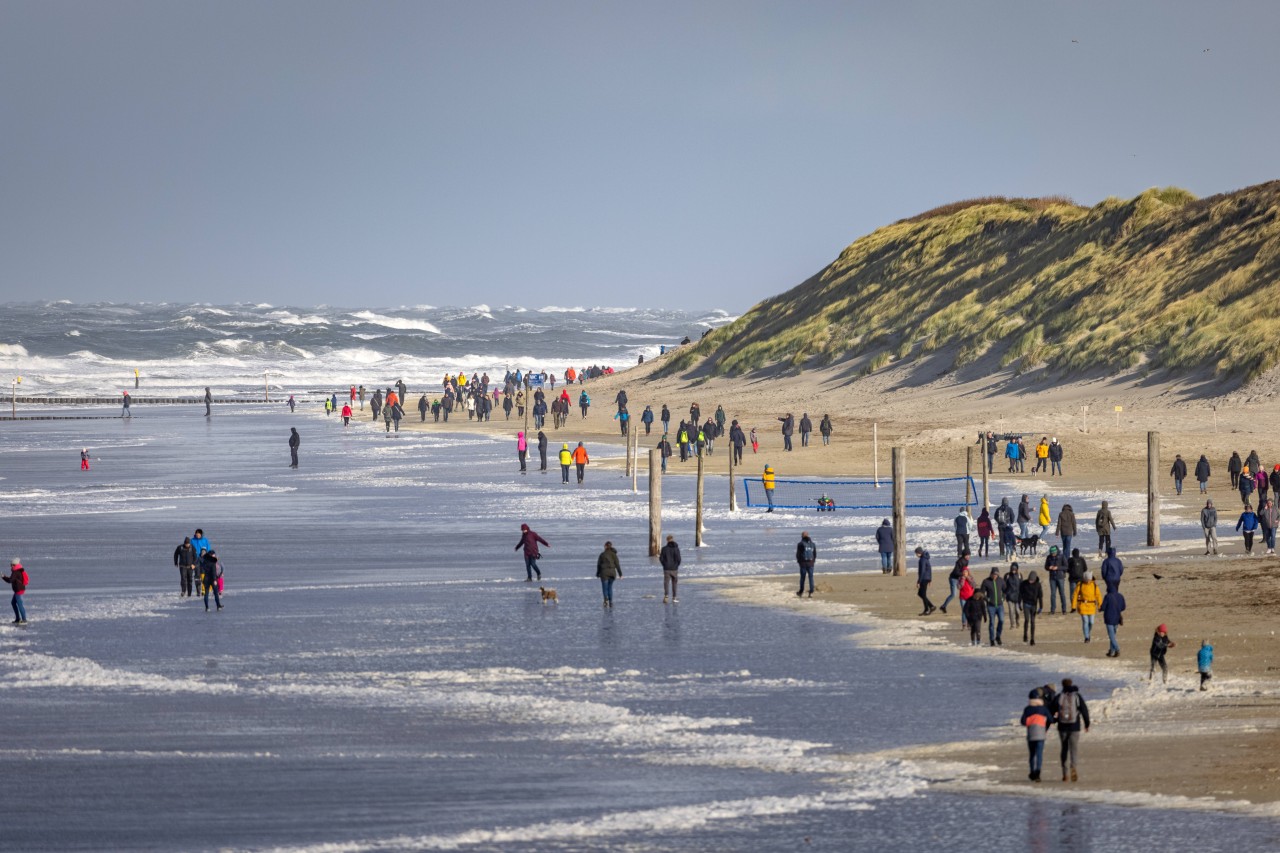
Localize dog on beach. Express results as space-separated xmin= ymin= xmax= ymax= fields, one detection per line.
xmin=1017 ymin=535 xmax=1040 ymax=556
xmin=539 ymin=586 xmax=558 ymax=604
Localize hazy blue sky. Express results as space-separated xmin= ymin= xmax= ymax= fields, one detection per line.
xmin=2 ymin=1 xmax=1276 ymax=311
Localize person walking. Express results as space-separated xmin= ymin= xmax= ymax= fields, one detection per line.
xmin=1017 ymin=495 xmax=1032 ymax=539
xmin=287 ymin=394 xmax=295 ymax=413
xmin=659 ymin=535 xmax=681 ymax=603
xmin=558 ymin=440 xmax=573 ymax=481
xmin=80 ymin=448 xmax=91 ymax=471
xmin=954 ymin=509 xmax=973 ymax=556
xmin=1099 ymin=547 xmax=1123 ymax=593
xmin=976 ymin=508 xmax=993 ymax=557
xmin=641 ymin=406 xmax=654 ymax=436
xmin=1002 ymin=563 xmax=1022 ymax=629
xmin=1149 ymin=624 xmax=1175 ymax=683
xmin=985 ymin=432 xmax=998 ymax=474
xmin=1056 ymin=504 xmax=1077 ymax=557
xmin=1055 ymin=679 xmax=1090 ymax=782
xmin=341 ymin=403 xmax=351 ymax=425
xmin=1198 ymin=640 xmax=1214 ymax=691
xmin=516 ymin=431 xmax=528 ymax=474
xmin=762 ymin=465 xmax=775 ymax=512
xmin=778 ymin=413 xmax=794 ymax=452
xmin=1102 ymin=587 xmax=1126 ymax=657
xmin=1066 ymin=548 xmax=1088 ymax=608
xmin=1044 ymin=546 xmax=1067 ymax=614
xmin=1020 ymin=570 xmax=1043 ymax=645
xmin=514 ymin=523 xmax=549 ymax=582
xmin=1260 ymin=497 xmax=1278 ymax=555
xmin=288 ymin=428 xmax=300 ymax=468
xmin=875 ymin=519 xmax=894 ymax=574
xmin=1048 ymin=438 xmax=1064 ymax=476
xmin=995 ymin=497 xmax=1015 ymax=558
xmin=750 ymin=427 xmax=759 ymax=454
xmin=200 ymin=549 xmax=223 ymax=612
xmin=1170 ymin=454 xmax=1188 ymax=496
xmin=1095 ymin=501 xmax=1116 ymax=555
xmin=729 ymin=420 xmax=747 ymax=465
xmin=796 ymin=532 xmax=817 ymax=598
xmin=1072 ymin=572 xmax=1102 ymax=643
xmin=4 ymin=558 xmax=28 ymax=624
xmin=1228 ymin=451 xmax=1243 ymax=489
xmin=122 ymin=391 xmax=132 ymax=417
xmin=418 ymin=394 xmax=428 ymax=422
xmin=1020 ymin=690 xmax=1052 ymax=782
xmin=963 ymin=588 xmax=987 ymax=646
xmin=1236 ymin=503 xmax=1259 ymax=555
xmin=173 ymin=536 xmax=197 ymax=598
xmin=204 ymin=386 xmax=213 ymax=417
xmin=914 ymin=546 xmax=935 ymax=615
xmin=1195 ymin=454 xmax=1211 ymax=493
xmin=819 ymin=414 xmax=833 ymax=446
xmin=596 ymin=541 xmax=621 ymax=609
xmin=980 ymin=567 xmax=1004 ymax=646
xmin=656 ymin=434 xmax=672 ymax=474
xmin=942 ymin=554 xmax=966 ymax=615
xmin=660 ymin=404 xmax=670 ymax=434
xmin=1201 ymin=499 xmax=1218 ymax=555
xmin=1038 ymin=496 xmax=1051 ymax=537
xmin=798 ymin=413 xmax=812 ymax=448
xmin=572 ymin=442 xmax=589 ymax=484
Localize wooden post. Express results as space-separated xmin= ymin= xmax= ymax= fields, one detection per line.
xmin=648 ymin=448 xmax=662 ymax=556
xmin=873 ymin=422 xmax=880 ymax=487
xmin=729 ymin=440 xmax=737 ymax=511
xmin=1148 ymin=431 xmax=1160 ymax=547
xmin=625 ymin=423 xmax=633 ymax=477
xmin=696 ymin=448 xmax=705 ymax=547
xmin=632 ymin=427 xmax=638 ymax=493
xmin=981 ymin=457 xmax=989 ymax=512
xmin=892 ymin=447 xmax=906 ymax=576
xmin=965 ymin=446 xmax=973 ymax=511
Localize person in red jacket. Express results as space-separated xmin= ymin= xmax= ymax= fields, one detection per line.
xmin=515 ymin=524 xmax=549 ymax=581
xmin=340 ymin=404 xmax=352 ymax=426
xmin=4 ymin=558 xmax=28 ymax=623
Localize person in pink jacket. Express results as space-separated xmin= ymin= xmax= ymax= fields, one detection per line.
xmin=516 ymin=431 xmax=528 ymax=474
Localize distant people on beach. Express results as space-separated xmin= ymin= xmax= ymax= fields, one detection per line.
xmin=795 ymin=532 xmax=816 ymax=598
xmin=660 ymin=535 xmax=681 ymax=604
xmin=204 ymin=386 xmax=212 ymax=417
xmin=288 ymin=428 xmax=300 ymax=468
xmin=121 ymin=391 xmax=131 ymax=417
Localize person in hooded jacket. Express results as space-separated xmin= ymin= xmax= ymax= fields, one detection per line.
xmin=1202 ymin=499 xmax=1219 ymax=555
xmin=819 ymin=414 xmax=833 ymax=446
xmin=200 ymin=550 xmax=223 ymax=612
xmin=1095 ymin=501 xmax=1116 ymax=555
xmin=994 ymin=497 xmax=1015 ymax=557
xmin=795 ymin=532 xmax=817 ymax=597
xmin=1044 ymin=546 xmax=1067 ymax=614
xmin=515 ymin=523 xmax=549 ymax=581
xmin=1239 ymin=466 xmax=1256 ymax=507
xmin=1150 ymin=624 xmax=1175 ymax=683
xmin=1048 ymin=438 xmax=1064 ymax=476
xmin=558 ymin=443 xmax=573 ymax=483
xmin=536 ymin=431 xmax=548 ymax=473
xmin=963 ymin=588 xmax=987 ymax=646
xmin=173 ymin=537 xmax=197 ymax=597
xmin=656 ymin=435 xmax=672 ymax=474
xmin=1002 ymin=563 xmax=1022 ymax=628
xmin=1170 ymin=454 xmax=1188 ymax=496
xmin=660 ymin=404 xmax=670 ymax=433
xmin=516 ymin=431 xmax=528 ymax=474
xmin=1236 ymin=503 xmax=1259 ymax=555
xmin=1055 ymin=679 xmax=1090 ymax=782
xmin=729 ymin=420 xmax=747 ymax=465
xmin=1017 ymin=495 xmax=1032 ymax=539
xmin=798 ymin=413 xmax=812 ymax=448
xmin=875 ymin=519 xmax=895 ymax=574
xmin=942 ymin=554 xmax=967 ymax=616
xmin=1099 ymin=547 xmax=1123 ymax=593
xmin=1066 ymin=548 xmax=1087 ymax=609
xmin=980 ymin=567 xmax=1004 ymax=646
xmin=1038 ymin=496 xmax=1051 ymax=536
xmin=1020 ymin=570 xmax=1043 ymax=644
xmin=1248 ymin=450 xmax=1263 ymax=480
xmin=5 ymin=559 xmax=29 ymax=623
xmin=641 ymin=406 xmax=654 ymax=435
xmin=914 ymin=547 xmax=934 ymax=615
xmin=1260 ymin=497 xmax=1279 ymax=555
xmin=1073 ymin=571 xmax=1102 ymax=642
xmin=1056 ymin=504 xmax=1077 ymax=557
xmin=976 ymin=507 xmax=993 ymax=557
xmin=596 ymin=541 xmax=621 ymax=608
xmin=1228 ymin=451 xmax=1243 ymax=489
xmin=659 ymin=535 xmax=681 ymax=603
xmin=1102 ymin=588 xmax=1126 ymax=657
xmin=1195 ymin=455 xmax=1211 ymax=493
xmin=954 ymin=509 xmax=973 ymax=556
xmin=288 ymin=428 xmax=301 ymax=468
xmin=1020 ymin=690 xmax=1052 ymax=782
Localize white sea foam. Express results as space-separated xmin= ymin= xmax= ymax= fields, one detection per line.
xmin=349 ymin=311 xmax=441 ymax=334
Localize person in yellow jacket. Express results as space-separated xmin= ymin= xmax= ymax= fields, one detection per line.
xmin=1038 ymin=495 xmax=1051 ymax=535
xmin=762 ymin=465 xmax=776 ymax=513
xmin=558 ymin=443 xmax=573 ymax=484
xmin=571 ymin=441 xmax=589 ymax=485
xmin=1072 ymin=571 xmax=1103 ymax=643
xmin=1034 ymin=437 xmax=1050 ymax=474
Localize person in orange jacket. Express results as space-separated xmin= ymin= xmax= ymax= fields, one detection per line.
xmin=571 ymin=441 xmax=589 ymax=484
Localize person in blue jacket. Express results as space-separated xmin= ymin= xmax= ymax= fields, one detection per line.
xmin=640 ymin=405 xmax=655 ymax=435
xmin=1100 ymin=547 xmax=1124 ymax=593
xmin=1101 ymin=588 xmax=1126 ymax=657
xmin=1236 ymin=503 xmax=1260 ymax=554
xmin=875 ymin=519 xmax=895 ymax=574
xmin=1198 ymin=641 xmax=1214 ymax=691
xmin=191 ymin=528 xmax=211 ymax=560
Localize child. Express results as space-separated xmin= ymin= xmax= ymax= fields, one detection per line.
xmin=1019 ymin=689 xmax=1051 ymax=782
xmin=80 ymin=448 xmax=90 ymax=471
xmin=964 ymin=589 xmax=987 ymax=646
xmin=1198 ymin=640 xmax=1214 ymax=691
xmin=1149 ymin=624 xmax=1175 ymax=683
xmin=750 ymin=427 xmax=759 ymax=454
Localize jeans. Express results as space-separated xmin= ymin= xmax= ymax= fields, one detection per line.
xmin=822 ymin=434 xmax=830 ymax=446
xmin=987 ymin=452 xmax=994 ymax=474
xmin=1174 ymin=478 xmax=1183 ymax=495
xmin=576 ymin=462 xmax=585 ymax=483
xmin=987 ymin=604 xmax=1004 ymax=643
xmin=1266 ymin=526 xmax=1277 ymax=551
xmin=765 ymin=489 xmax=774 ymax=510
xmin=203 ymin=581 xmax=221 ymax=611
xmin=599 ymin=577 xmax=614 ymax=605
xmin=1048 ymin=576 xmax=1067 ymax=613
xmin=1000 ymin=526 xmax=1015 ymax=557
xmin=1080 ymin=613 xmax=1094 ymax=641
xmin=1059 ymin=730 xmax=1080 ymax=774
xmin=1199 ymin=480 xmax=1208 ymax=494
xmin=798 ymin=563 xmax=814 ymax=595
xmin=1106 ymin=622 xmax=1119 ymax=654
xmin=561 ymin=464 xmax=571 ymax=483
xmin=1019 ymin=521 xmax=1029 ymax=539
xmin=1051 ymin=460 xmax=1062 ymax=476
xmin=879 ymin=551 xmax=893 ymax=572
xmin=1028 ymin=738 xmax=1045 ymax=777
xmin=663 ymin=571 xmax=678 ymax=599
xmin=783 ymin=434 xmax=792 ymax=451
xmin=524 ymin=555 xmax=541 ymax=581
xmin=956 ymin=534 xmax=969 ymax=556
xmin=1061 ymin=535 xmax=1073 ymax=558
xmin=11 ymin=593 xmax=26 ymax=622
xmin=941 ymin=577 xmax=959 ymax=612
xmin=800 ymin=432 xmax=809 ymax=447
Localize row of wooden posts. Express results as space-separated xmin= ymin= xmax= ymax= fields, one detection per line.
xmin=633 ymin=427 xmax=1166 ymax=574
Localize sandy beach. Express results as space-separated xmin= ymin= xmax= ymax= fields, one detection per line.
xmin=389 ymin=356 xmax=1280 ymax=813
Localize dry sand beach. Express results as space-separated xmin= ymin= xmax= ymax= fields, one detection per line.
xmin=396 ymin=354 xmax=1280 ymax=813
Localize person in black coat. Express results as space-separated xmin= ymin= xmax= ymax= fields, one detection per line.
xmin=659 ymin=535 xmax=681 ymax=603
xmin=173 ymin=537 xmax=197 ymax=597
xmin=537 ymin=431 xmax=548 ymax=472
xmin=200 ymin=550 xmax=223 ymax=611
xmin=288 ymin=428 xmax=301 ymax=468
xmin=1195 ymin=455 xmax=1211 ymax=494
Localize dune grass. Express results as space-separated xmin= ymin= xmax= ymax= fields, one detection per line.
xmin=657 ymin=182 xmax=1280 ymax=385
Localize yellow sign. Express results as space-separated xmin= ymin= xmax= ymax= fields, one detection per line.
xmin=1114 ymin=406 xmax=1123 ymax=413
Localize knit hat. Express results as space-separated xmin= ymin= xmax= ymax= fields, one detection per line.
xmin=1157 ymin=623 xmax=1168 ymax=633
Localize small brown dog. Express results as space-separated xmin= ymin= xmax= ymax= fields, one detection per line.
xmin=539 ymin=586 xmax=558 ymax=604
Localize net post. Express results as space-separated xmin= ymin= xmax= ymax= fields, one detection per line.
xmin=965 ymin=446 xmax=973 ymax=511
xmin=729 ymin=441 xmax=737 ymax=511
xmin=892 ymin=447 xmax=906 ymax=576
xmin=649 ymin=448 xmax=662 ymax=556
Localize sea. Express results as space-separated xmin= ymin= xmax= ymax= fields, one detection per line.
xmin=0 ymin=304 xmax=1277 ymax=852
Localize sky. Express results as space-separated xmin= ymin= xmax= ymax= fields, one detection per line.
xmin=1 ymin=1 xmax=1277 ymax=313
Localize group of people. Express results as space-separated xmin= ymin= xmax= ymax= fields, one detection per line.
xmin=512 ymin=524 xmax=682 ymax=607
xmin=171 ymin=528 xmax=224 ymax=611
xmin=981 ymin=433 xmax=1065 ymax=476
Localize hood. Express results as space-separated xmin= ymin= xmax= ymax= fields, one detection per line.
xmin=1000 ymin=497 xmax=1010 ymax=506
xmin=1106 ymin=547 xmax=1117 ymax=558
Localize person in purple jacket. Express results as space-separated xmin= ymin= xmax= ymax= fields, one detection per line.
xmin=515 ymin=523 xmax=549 ymax=581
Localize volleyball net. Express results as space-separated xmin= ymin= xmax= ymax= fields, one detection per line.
xmin=743 ymin=477 xmax=979 ymax=511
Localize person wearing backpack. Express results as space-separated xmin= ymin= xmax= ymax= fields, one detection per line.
xmin=4 ymin=558 xmax=28 ymax=624
xmin=1055 ymin=678 xmax=1090 ymax=782
xmin=1019 ymin=689 xmax=1052 ymax=782
xmin=795 ymin=532 xmax=817 ymax=598
xmin=200 ymin=550 xmax=223 ymax=612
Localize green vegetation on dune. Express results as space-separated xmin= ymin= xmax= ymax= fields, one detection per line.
xmin=658 ymin=182 xmax=1280 ymax=386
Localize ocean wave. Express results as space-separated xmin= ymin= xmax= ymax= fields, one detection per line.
xmin=0 ymin=343 xmax=30 ymax=357
xmin=349 ymin=311 xmax=441 ymax=334
xmin=268 ymin=311 xmax=330 ymax=326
